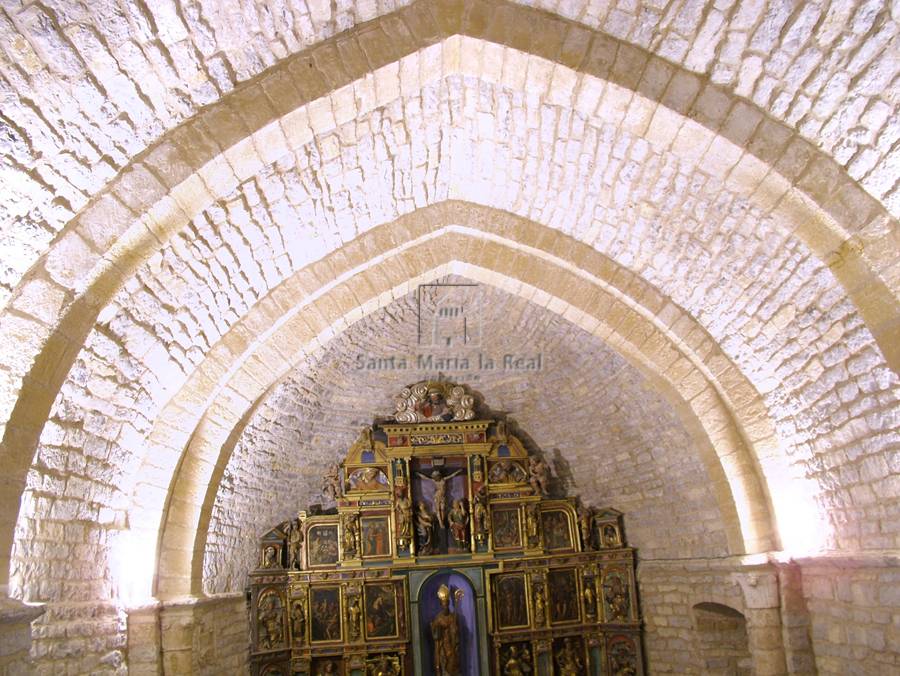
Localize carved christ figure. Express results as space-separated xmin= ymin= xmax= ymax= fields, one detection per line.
xmin=415 ymin=469 xmax=463 ymax=527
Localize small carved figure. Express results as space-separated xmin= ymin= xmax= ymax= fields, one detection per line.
xmin=527 ymin=456 xmax=550 ymax=496
xmin=471 ymin=455 xmax=484 ymax=482
xmin=416 ymin=502 xmax=435 ymax=554
xmin=473 ymin=488 xmax=488 ymax=541
xmin=316 ymin=660 xmax=338 ymax=676
xmin=415 ymin=469 xmax=463 ymax=527
xmin=342 ymin=513 xmax=360 ymax=558
xmin=395 ymin=490 xmax=413 ymax=541
xmin=583 ymin=581 xmax=596 ymax=617
xmin=290 ymin=599 xmax=306 ymax=643
xmin=448 ymin=499 xmax=469 ymax=549
xmin=285 ymin=518 xmax=303 ymax=570
xmin=368 ymin=654 xmax=399 ymax=676
xmin=322 ymin=462 xmax=343 ymax=502
xmin=533 ymin=583 xmax=546 ymax=626
xmin=430 ymin=584 xmax=463 ymax=676
xmin=520 ymin=645 xmax=532 ymax=671
xmin=603 ymin=523 xmax=620 ymax=547
xmin=258 ymin=593 xmax=283 ymax=649
xmin=524 ymin=503 xmax=540 ymax=547
xmin=347 ymin=596 xmax=362 ymax=640
xmin=555 ymin=638 xmax=584 ymax=676
xmin=262 ymin=545 xmax=278 ymax=569
xmin=502 ymin=645 xmax=528 ymax=676
xmin=577 ymin=504 xmax=595 ymax=550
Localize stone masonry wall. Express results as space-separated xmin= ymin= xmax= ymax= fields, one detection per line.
xmin=799 ymin=555 xmax=900 ymax=674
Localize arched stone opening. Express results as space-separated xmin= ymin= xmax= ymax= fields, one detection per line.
xmin=692 ymin=602 xmax=753 ymax=676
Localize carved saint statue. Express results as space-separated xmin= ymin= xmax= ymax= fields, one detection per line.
xmin=577 ymin=504 xmax=594 ymax=550
xmin=395 ymin=489 xmax=413 ymax=541
xmin=290 ymin=599 xmax=306 ymax=643
xmin=430 ymin=584 xmax=463 ymax=676
xmin=316 ymin=661 xmax=338 ymax=675
xmin=415 ymin=469 xmax=463 ymax=527
xmin=342 ymin=514 xmax=360 ymax=558
xmin=555 ymin=638 xmax=584 ymax=676
xmin=533 ymin=583 xmax=546 ymax=626
xmin=612 ymin=653 xmax=637 ymax=676
xmin=368 ymin=654 xmax=400 ymax=676
xmin=322 ymin=462 xmax=342 ymax=502
xmin=347 ymin=596 xmax=362 ymax=640
xmin=416 ymin=502 xmax=435 ymax=554
xmin=583 ymin=581 xmax=596 ymax=618
xmin=472 ymin=488 xmax=488 ymax=541
xmin=524 ymin=503 xmax=540 ymax=547
xmin=448 ymin=499 xmax=469 ymax=549
xmin=284 ymin=518 xmax=303 ymax=570
xmin=502 ymin=645 xmax=528 ymax=676
xmin=527 ymin=456 xmax=551 ymax=496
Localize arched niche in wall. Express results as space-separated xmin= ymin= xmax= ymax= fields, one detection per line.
xmin=691 ymin=602 xmax=752 ymax=676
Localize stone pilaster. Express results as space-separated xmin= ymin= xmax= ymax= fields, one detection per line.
xmin=734 ymin=569 xmax=788 ymax=676
xmin=126 ymin=594 xmax=248 ymax=675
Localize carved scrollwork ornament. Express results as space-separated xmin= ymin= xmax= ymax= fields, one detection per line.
xmin=393 ymin=381 xmax=476 ymax=423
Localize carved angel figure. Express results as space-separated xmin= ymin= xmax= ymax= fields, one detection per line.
xmin=321 ymin=462 xmax=342 ymax=502
xmin=527 ymin=456 xmax=551 ymax=496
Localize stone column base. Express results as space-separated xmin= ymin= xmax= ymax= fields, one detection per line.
xmin=0 ymin=594 xmax=45 ymax=675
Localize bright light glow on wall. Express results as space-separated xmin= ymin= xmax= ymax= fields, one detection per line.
xmin=110 ymin=529 xmax=156 ymax=607
xmin=771 ymin=479 xmax=829 ymax=556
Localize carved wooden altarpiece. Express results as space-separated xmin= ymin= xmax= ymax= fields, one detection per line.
xmin=249 ymin=381 xmax=644 ymax=676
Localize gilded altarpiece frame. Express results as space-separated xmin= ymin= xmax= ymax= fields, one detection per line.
xmin=248 ymin=381 xmax=644 ymax=676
